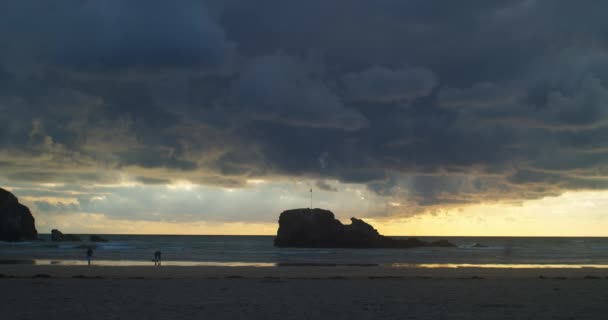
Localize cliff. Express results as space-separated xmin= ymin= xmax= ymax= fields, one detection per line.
xmin=274 ymin=208 xmax=454 ymax=248
xmin=0 ymin=188 xmax=38 ymax=241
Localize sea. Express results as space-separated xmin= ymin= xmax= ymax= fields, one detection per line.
xmin=2 ymin=235 xmax=608 ymax=268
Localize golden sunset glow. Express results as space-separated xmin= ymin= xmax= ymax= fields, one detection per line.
xmin=16 ymin=189 xmax=608 ymax=237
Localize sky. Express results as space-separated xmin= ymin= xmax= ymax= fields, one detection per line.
xmin=2 ymin=0 xmax=608 ymax=236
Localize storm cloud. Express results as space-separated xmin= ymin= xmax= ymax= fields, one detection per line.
xmin=2 ymin=0 xmax=608 ymax=222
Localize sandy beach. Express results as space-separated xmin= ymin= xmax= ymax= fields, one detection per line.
xmin=2 ymin=265 xmax=608 ymax=319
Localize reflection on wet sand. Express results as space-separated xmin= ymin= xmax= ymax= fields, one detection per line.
xmin=393 ymin=263 xmax=608 ymax=269
xmin=1 ymin=259 xmax=276 ymax=267
xmin=4 ymin=259 xmax=608 ymax=269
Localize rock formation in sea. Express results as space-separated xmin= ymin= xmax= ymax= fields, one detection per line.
xmin=471 ymin=243 xmax=488 ymax=248
xmin=0 ymin=188 xmax=38 ymax=242
xmin=274 ymin=208 xmax=455 ymax=248
xmin=90 ymin=235 xmax=108 ymax=242
xmin=51 ymin=229 xmax=82 ymax=242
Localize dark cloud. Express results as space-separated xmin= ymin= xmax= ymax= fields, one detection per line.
xmin=438 ymin=82 xmax=522 ymax=109
xmin=341 ymin=66 xmax=437 ymax=103
xmin=34 ymin=201 xmax=80 ymax=213
xmin=316 ymin=180 xmax=338 ymax=192
xmin=0 ymin=0 xmax=235 ymax=74
xmin=134 ymin=176 xmax=172 ymax=185
xmin=63 ymin=1 xmax=232 ymax=70
xmin=2 ymin=0 xmax=608 ymax=219
xmin=539 ymin=75 xmax=608 ymax=130
xmin=231 ymin=53 xmax=368 ymax=130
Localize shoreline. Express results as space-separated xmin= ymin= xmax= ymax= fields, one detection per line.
xmin=4 ymin=258 xmax=608 ymax=269
xmin=3 ymin=264 xmax=608 ymax=279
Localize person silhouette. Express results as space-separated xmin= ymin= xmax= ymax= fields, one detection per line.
xmin=86 ymin=247 xmax=93 ymax=266
xmin=154 ymin=250 xmax=162 ymax=266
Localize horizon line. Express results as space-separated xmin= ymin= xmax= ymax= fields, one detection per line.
xmin=33 ymin=233 xmax=608 ymax=238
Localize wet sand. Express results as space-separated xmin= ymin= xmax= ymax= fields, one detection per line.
xmin=2 ymin=265 xmax=608 ymax=319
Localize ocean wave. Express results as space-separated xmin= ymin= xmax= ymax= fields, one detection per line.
xmin=57 ymin=244 xmax=81 ymax=249
xmin=276 ymin=250 xmax=334 ymax=255
xmin=5 ymin=236 xmax=608 ymax=266
xmin=96 ymin=244 xmax=134 ymax=250
xmin=458 ymin=244 xmax=502 ymax=250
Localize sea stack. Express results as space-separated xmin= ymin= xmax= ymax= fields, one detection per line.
xmin=0 ymin=188 xmax=38 ymax=242
xmin=90 ymin=235 xmax=108 ymax=242
xmin=51 ymin=229 xmax=82 ymax=242
xmin=274 ymin=208 xmax=455 ymax=248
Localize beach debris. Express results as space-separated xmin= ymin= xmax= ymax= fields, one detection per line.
xmin=540 ymin=275 xmax=569 ymax=280
xmin=72 ymin=275 xmax=104 ymax=279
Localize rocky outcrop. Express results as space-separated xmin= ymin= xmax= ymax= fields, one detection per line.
xmin=51 ymin=229 xmax=81 ymax=242
xmin=89 ymin=235 xmax=108 ymax=242
xmin=274 ymin=208 xmax=455 ymax=248
xmin=0 ymin=188 xmax=38 ymax=241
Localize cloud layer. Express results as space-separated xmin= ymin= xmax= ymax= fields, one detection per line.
xmin=2 ymin=0 xmax=608 ymax=223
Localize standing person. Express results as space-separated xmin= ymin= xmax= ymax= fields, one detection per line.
xmin=86 ymin=247 xmax=93 ymax=266
xmin=154 ymin=250 xmax=162 ymax=266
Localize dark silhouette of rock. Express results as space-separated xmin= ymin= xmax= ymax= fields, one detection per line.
xmin=0 ymin=188 xmax=38 ymax=241
xmin=472 ymin=243 xmax=488 ymax=248
xmin=51 ymin=229 xmax=81 ymax=242
xmin=89 ymin=235 xmax=108 ymax=242
xmin=274 ymin=208 xmax=455 ymax=248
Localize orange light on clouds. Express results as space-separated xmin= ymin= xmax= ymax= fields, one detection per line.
xmin=17 ymin=186 xmax=608 ymax=236
xmin=372 ymin=191 xmax=608 ymax=237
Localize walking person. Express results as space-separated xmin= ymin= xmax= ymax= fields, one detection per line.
xmin=154 ymin=250 xmax=162 ymax=266
xmin=86 ymin=247 xmax=93 ymax=266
